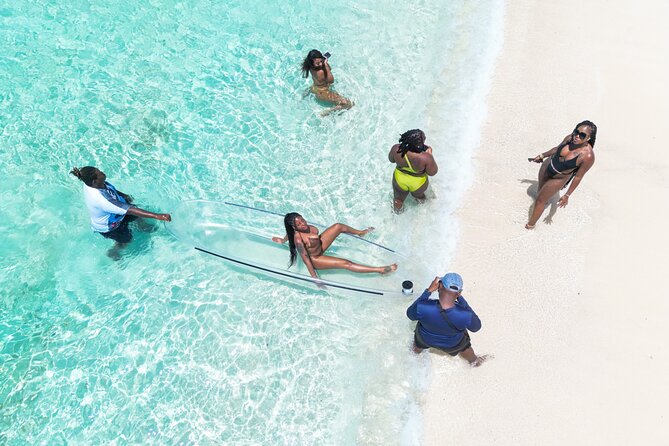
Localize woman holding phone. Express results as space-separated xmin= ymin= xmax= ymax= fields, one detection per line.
xmin=301 ymin=49 xmax=353 ymax=115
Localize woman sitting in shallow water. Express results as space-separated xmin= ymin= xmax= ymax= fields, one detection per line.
xmin=526 ymin=120 xmax=597 ymax=229
xmin=301 ymin=49 xmax=353 ymax=116
xmin=272 ymin=213 xmax=397 ymax=278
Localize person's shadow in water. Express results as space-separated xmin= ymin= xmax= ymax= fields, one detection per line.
xmin=521 ymin=179 xmax=559 ymax=225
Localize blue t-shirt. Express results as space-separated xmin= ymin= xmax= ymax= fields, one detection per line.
xmin=406 ymin=289 xmax=481 ymax=349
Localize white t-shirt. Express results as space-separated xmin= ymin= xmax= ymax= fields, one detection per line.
xmin=83 ymin=182 xmax=131 ymax=233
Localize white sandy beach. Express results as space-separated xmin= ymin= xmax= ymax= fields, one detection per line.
xmin=422 ymin=1 xmax=669 ymax=444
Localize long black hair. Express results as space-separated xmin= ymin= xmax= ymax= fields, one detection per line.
xmin=397 ymin=129 xmax=426 ymax=156
xmin=70 ymin=166 xmax=98 ymax=187
xmin=301 ymin=49 xmax=324 ymax=78
xmin=574 ymin=120 xmax=597 ymax=147
xmin=284 ymin=212 xmax=302 ymax=267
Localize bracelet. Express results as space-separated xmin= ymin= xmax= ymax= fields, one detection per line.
xmin=539 ymin=154 xmax=544 ymax=161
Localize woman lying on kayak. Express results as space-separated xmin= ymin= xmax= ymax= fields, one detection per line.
xmin=272 ymin=213 xmax=397 ymax=278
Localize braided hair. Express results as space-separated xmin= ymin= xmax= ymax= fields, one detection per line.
xmin=397 ymin=129 xmax=426 ymax=156
xmin=574 ymin=120 xmax=597 ymax=147
xmin=70 ymin=166 xmax=98 ymax=187
xmin=283 ymin=212 xmax=302 ymax=267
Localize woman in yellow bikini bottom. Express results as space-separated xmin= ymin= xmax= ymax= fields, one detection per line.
xmin=393 ymin=155 xmax=427 ymax=192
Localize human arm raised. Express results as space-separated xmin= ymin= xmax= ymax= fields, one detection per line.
xmin=425 ymin=153 xmax=438 ymax=176
xmin=406 ymin=277 xmax=440 ymax=320
xmin=388 ymin=145 xmax=398 ymax=163
xmin=322 ymin=59 xmax=335 ymax=84
xmin=453 ymin=296 xmax=482 ymax=332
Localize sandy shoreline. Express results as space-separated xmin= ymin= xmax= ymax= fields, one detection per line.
xmin=422 ymin=1 xmax=669 ymax=444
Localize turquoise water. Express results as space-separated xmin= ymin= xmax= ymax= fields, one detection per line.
xmin=0 ymin=1 xmax=503 ymax=444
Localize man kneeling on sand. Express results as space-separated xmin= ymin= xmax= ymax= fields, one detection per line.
xmin=406 ymin=273 xmax=489 ymax=367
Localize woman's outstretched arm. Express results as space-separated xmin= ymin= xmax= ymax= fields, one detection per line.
xmin=272 ymin=234 xmax=288 ymax=244
xmin=529 ymin=134 xmax=572 ymax=163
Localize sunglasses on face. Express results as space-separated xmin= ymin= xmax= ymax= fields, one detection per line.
xmin=573 ymin=130 xmax=588 ymax=140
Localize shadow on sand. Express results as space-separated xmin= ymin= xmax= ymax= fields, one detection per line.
xmin=520 ymin=178 xmax=560 ymax=226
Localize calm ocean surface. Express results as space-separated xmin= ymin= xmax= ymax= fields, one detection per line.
xmin=0 ymin=1 xmax=502 ymax=444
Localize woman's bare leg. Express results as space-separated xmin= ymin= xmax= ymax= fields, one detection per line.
xmin=536 ymin=159 xmax=550 ymax=192
xmin=314 ymin=89 xmax=353 ymax=107
xmin=392 ymin=177 xmax=410 ymax=212
xmin=314 ymin=89 xmax=354 ymax=116
xmin=312 ymin=254 xmax=397 ymax=274
xmin=319 ymin=223 xmax=373 ymax=251
xmin=410 ymin=180 xmax=430 ymax=203
xmin=527 ymin=177 xmax=569 ymax=228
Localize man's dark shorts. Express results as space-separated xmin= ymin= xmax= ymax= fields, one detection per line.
xmin=100 ymin=215 xmax=137 ymax=244
xmin=414 ymin=329 xmax=471 ymax=356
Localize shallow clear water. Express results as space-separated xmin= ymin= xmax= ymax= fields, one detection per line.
xmin=0 ymin=1 xmax=503 ymax=444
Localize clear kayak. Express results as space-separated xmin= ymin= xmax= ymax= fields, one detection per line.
xmin=165 ymin=200 xmax=412 ymax=297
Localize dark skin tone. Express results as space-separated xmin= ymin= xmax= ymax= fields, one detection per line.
xmin=308 ymin=56 xmax=353 ymax=115
xmin=526 ymin=125 xmax=595 ymax=228
xmin=272 ymin=215 xmax=397 ymax=278
xmin=310 ymin=57 xmax=335 ymax=87
xmin=90 ymin=168 xmax=171 ymax=222
xmin=388 ymin=132 xmax=439 ymax=212
xmin=412 ymin=277 xmax=489 ymax=367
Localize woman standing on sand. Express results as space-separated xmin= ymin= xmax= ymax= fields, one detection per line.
xmin=301 ymin=49 xmax=353 ymax=115
xmin=526 ymin=120 xmax=597 ymax=229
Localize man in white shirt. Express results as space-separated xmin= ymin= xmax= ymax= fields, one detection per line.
xmin=71 ymin=166 xmax=171 ymax=259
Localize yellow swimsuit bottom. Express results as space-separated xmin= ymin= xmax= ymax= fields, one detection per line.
xmin=394 ymin=154 xmax=427 ymax=192
xmin=394 ymin=168 xmax=427 ymax=192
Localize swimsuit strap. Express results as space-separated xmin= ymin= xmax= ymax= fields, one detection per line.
xmin=403 ymin=154 xmax=415 ymax=173
xmin=399 ymin=153 xmax=427 ymax=175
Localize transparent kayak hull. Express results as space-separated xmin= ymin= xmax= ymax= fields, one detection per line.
xmin=166 ymin=200 xmax=411 ymax=297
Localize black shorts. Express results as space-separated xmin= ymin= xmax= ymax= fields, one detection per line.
xmin=414 ymin=329 xmax=471 ymax=356
xmin=100 ymin=215 xmax=137 ymax=244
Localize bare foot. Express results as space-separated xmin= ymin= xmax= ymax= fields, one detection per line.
xmin=381 ymin=263 xmax=398 ymax=275
xmin=359 ymin=227 xmax=375 ymax=236
xmin=525 ymin=223 xmax=535 ymax=230
xmin=471 ymin=354 xmax=492 ymax=367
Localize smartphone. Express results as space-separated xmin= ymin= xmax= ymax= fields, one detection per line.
xmin=527 ymin=157 xmax=535 ymax=162
xmin=323 ymin=52 xmax=331 ymax=59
